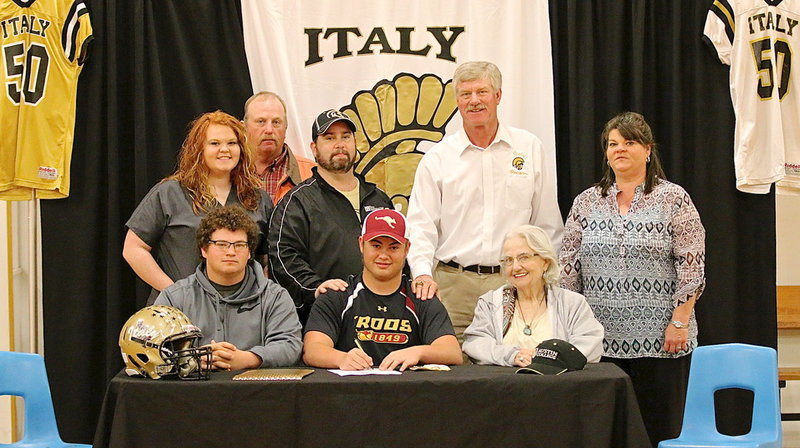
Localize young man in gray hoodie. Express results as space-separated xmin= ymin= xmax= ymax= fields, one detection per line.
xmin=156 ymin=206 xmax=302 ymax=370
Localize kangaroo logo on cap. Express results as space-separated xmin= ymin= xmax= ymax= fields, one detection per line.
xmin=376 ymin=216 xmax=397 ymax=228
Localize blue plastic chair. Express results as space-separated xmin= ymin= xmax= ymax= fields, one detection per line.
xmin=0 ymin=351 xmax=90 ymax=447
xmin=658 ymin=343 xmax=781 ymax=448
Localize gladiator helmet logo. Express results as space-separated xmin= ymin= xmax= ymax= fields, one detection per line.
xmin=340 ymin=73 xmax=459 ymax=214
xmin=512 ymin=157 xmax=525 ymax=171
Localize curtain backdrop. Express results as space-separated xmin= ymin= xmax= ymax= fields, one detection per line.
xmin=550 ymin=0 xmax=775 ymax=434
xmin=40 ymin=1 xmax=775 ymax=442
xmin=39 ymin=1 xmax=253 ymax=442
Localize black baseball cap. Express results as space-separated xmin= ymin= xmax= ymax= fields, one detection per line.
xmin=516 ymin=339 xmax=587 ymax=375
xmin=311 ymin=109 xmax=357 ymax=141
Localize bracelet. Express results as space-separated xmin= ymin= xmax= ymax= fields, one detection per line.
xmin=670 ymin=320 xmax=687 ymax=329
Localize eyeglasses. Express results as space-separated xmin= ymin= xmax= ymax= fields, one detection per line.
xmin=499 ymin=252 xmax=539 ymax=267
xmin=208 ymin=240 xmax=249 ymax=252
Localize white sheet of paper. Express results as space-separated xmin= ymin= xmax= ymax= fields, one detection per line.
xmin=328 ymin=368 xmax=402 ymax=376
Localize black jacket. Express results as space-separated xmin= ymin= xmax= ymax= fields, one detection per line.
xmin=267 ymin=167 xmax=392 ymax=324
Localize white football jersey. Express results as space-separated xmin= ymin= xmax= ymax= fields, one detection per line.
xmin=704 ymin=0 xmax=800 ymax=194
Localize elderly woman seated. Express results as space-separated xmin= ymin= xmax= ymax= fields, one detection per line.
xmin=463 ymin=225 xmax=603 ymax=367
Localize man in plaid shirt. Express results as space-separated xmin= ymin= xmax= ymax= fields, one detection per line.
xmin=243 ymin=91 xmax=315 ymax=204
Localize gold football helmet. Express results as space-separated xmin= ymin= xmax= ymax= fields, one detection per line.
xmin=119 ymin=305 xmax=211 ymax=380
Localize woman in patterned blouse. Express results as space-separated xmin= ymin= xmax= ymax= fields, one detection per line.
xmin=559 ymin=112 xmax=705 ymax=446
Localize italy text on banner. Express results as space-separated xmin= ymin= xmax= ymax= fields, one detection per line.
xmin=242 ymin=0 xmax=556 ymax=211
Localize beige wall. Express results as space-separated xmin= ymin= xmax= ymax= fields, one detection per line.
xmin=0 ymin=202 xmax=12 ymax=443
xmin=778 ymin=194 xmax=800 ymax=446
xmin=777 ymin=195 xmax=800 ymax=287
xmin=0 ymin=201 xmax=39 ymax=443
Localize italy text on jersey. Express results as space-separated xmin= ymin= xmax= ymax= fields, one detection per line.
xmin=705 ymin=0 xmax=800 ymax=195
xmin=0 ymin=0 xmax=93 ymax=200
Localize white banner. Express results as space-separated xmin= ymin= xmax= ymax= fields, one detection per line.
xmin=242 ymin=0 xmax=555 ymax=211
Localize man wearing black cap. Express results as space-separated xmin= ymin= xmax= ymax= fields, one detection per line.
xmin=303 ymin=209 xmax=462 ymax=371
xmin=268 ymin=109 xmax=393 ymax=325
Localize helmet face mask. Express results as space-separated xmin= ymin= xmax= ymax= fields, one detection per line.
xmin=163 ymin=337 xmax=211 ymax=380
xmin=120 ymin=305 xmax=212 ymax=380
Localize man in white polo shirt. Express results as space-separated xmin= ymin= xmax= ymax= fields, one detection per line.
xmin=405 ymin=61 xmax=563 ymax=345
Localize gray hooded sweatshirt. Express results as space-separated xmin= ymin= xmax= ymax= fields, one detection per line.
xmin=155 ymin=260 xmax=302 ymax=367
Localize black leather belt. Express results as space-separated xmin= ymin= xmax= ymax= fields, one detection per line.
xmin=442 ymin=260 xmax=501 ymax=275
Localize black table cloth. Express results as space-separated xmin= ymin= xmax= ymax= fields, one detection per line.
xmin=93 ymin=363 xmax=649 ymax=448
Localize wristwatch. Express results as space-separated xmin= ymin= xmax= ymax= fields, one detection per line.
xmin=670 ymin=320 xmax=687 ymax=329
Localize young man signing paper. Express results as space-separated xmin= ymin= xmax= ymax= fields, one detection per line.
xmin=302 ymin=209 xmax=462 ymax=371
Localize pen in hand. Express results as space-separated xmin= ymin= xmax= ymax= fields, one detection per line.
xmin=354 ymin=338 xmax=365 ymax=352
xmin=353 ymin=338 xmax=375 ymax=368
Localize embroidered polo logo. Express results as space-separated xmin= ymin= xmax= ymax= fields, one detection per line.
xmin=512 ymin=157 xmax=525 ymax=171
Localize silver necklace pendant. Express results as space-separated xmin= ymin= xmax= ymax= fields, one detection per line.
xmin=523 ymin=326 xmax=532 ymax=336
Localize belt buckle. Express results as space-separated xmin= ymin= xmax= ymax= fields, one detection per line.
xmin=478 ymin=265 xmax=497 ymax=275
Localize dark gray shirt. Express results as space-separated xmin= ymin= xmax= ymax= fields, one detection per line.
xmin=126 ymin=180 xmax=272 ymax=304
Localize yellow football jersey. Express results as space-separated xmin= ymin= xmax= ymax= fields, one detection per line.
xmin=0 ymin=0 xmax=93 ymax=200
